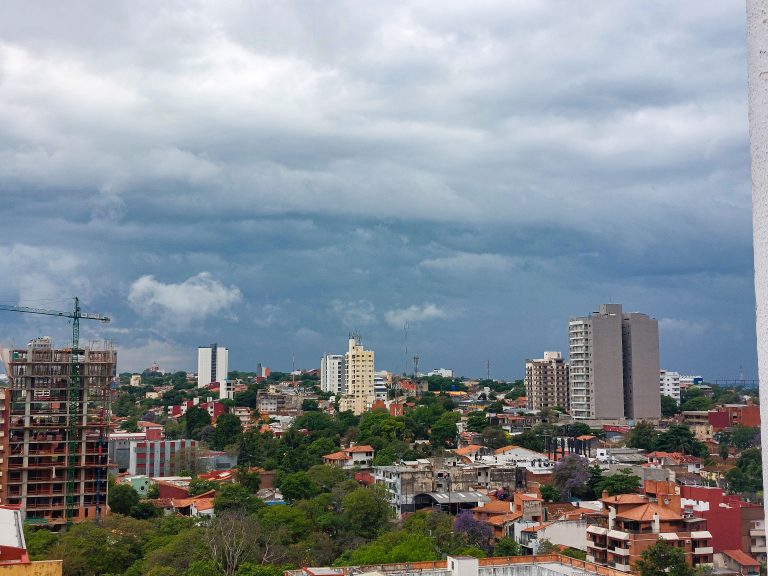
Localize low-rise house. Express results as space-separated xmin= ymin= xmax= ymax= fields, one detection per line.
xmin=720 ymin=550 xmax=761 ymax=576
xmin=586 ymin=490 xmax=713 ymax=572
xmin=322 ymin=445 xmax=375 ymax=469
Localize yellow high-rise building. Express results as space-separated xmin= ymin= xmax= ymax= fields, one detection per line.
xmin=344 ymin=336 xmax=375 ymax=415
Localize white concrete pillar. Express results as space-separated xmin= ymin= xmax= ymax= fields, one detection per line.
xmin=746 ymin=1 xmax=768 ymax=521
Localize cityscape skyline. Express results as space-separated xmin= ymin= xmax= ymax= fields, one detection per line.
xmin=0 ymin=2 xmax=756 ymax=381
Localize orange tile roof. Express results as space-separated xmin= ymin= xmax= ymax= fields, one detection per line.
xmin=516 ymin=492 xmax=542 ymax=501
xmin=323 ymin=451 xmax=351 ymax=461
xmin=616 ymin=503 xmax=681 ymax=522
xmin=601 ymin=494 xmax=647 ymax=505
xmin=455 ymin=445 xmax=484 ymax=456
xmin=494 ymin=445 xmax=520 ymax=454
xmin=487 ymin=512 xmax=523 ymax=525
xmin=472 ymin=500 xmax=513 ymax=514
xmin=522 ymin=523 xmax=550 ymax=533
xmin=345 ymin=445 xmax=374 ymax=453
xmin=723 ymin=550 xmax=761 ymax=567
xmin=193 ymin=498 xmax=215 ymax=512
xmin=576 ymin=435 xmax=596 ymax=441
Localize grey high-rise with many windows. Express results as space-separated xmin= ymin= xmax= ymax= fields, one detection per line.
xmin=569 ymin=304 xmax=660 ymax=421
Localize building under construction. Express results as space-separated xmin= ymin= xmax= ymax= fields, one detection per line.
xmin=0 ymin=337 xmax=115 ymax=528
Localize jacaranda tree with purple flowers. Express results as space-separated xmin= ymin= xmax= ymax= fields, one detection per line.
xmin=552 ymin=454 xmax=590 ymax=499
xmin=453 ymin=510 xmax=493 ymax=550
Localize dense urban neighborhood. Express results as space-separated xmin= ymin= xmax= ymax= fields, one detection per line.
xmin=0 ymin=305 xmax=764 ymax=576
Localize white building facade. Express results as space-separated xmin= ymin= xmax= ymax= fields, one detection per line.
xmin=197 ymin=343 xmax=229 ymax=391
xmin=320 ymin=353 xmax=345 ymax=395
xmin=660 ymin=369 xmax=682 ymax=404
xmin=344 ymin=337 xmax=375 ymax=415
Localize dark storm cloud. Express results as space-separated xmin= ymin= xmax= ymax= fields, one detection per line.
xmin=0 ymin=1 xmax=755 ymax=379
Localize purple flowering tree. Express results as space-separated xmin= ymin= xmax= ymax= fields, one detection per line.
xmin=454 ymin=510 xmax=493 ymax=550
xmin=552 ymin=454 xmax=590 ymax=499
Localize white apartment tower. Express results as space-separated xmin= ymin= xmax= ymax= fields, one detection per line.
xmin=198 ymin=343 xmax=229 ymax=395
xmin=344 ymin=336 xmax=375 ymax=416
xmin=321 ymin=354 xmax=345 ymax=395
xmin=660 ymin=370 xmax=681 ymax=405
xmin=569 ymin=304 xmax=660 ymax=421
xmin=525 ymin=351 xmax=569 ymax=412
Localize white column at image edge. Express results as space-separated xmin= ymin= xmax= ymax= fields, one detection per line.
xmin=747 ymin=1 xmax=768 ymax=523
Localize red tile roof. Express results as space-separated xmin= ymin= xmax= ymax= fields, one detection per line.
xmin=723 ymin=550 xmax=761 ymax=567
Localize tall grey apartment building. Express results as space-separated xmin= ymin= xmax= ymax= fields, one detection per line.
xmin=569 ymin=304 xmax=660 ymax=421
xmin=525 ymin=351 xmax=569 ymax=412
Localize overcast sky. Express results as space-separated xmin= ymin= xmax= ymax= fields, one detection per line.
xmin=0 ymin=1 xmax=756 ymax=380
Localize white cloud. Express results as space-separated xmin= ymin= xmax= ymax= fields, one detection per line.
xmin=128 ymin=272 xmax=242 ymax=324
xmin=0 ymin=244 xmax=90 ymax=304
xmin=116 ymin=338 xmax=194 ymax=373
xmin=659 ymin=317 xmax=709 ymax=337
xmin=420 ymin=252 xmax=516 ymax=273
xmin=385 ymin=303 xmax=448 ymax=328
xmin=330 ymin=299 xmax=377 ymax=327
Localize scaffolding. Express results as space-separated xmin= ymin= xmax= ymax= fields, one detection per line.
xmin=1 ymin=337 xmax=115 ymax=528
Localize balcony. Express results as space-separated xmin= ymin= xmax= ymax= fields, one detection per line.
xmin=694 ymin=547 xmax=714 ymax=555
xmin=611 ymin=548 xmax=630 ymax=556
xmin=751 ymin=546 xmax=766 ymax=554
xmin=751 ymin=529 xmax=765 ymax=537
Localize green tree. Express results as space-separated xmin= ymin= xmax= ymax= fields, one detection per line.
xmin=681 ymin=396 xmax=714 ymax=412
xmin=109 ymin=483 xmax=140 ymax=515
xmin=235 ymin=467 xmax=261 ymax=492
xmin=515 ymin=428 xmax=544 ymax=452
xmin=466 ymin=411 xmax=488 ymax=433
xmin=430 ymin=411 xmax=461 ymax=447
xmin=213 ymin=483 xmax=264 ymax=514
xmin=342 ymin=486 xmax=392 ymax=540
xmin=726 ymin=448 xmax=762 ymax=493
xmin=146 ymin=483 xmax=160 ymax=499
xmin=480 ymin=426 xmax=510 ymax=449
xmin=634 ymin=540 xmax=695 ymax=576
xmin=567 ymin=422 xmax=593 ymax=437
xmin=540 ymin=484 xmax=561 ymax=502
xmin=655 ymin=425 xmax=707 ymax=457
xmin=627 ymin=421 xmax=657 ymax=451
xmin=661 ymin=395 xmax=679 ymax=417
xmin=279 ymin=471 xmax=320 ymax=503
xmin=49 ymin=521 xmax=141 ymax=576
xmin=189 ymin=478 xmax=218 ymax=496
xmin=130 ymin=501 xmax=162 ymax=519
xmin=212 ymin=413 xmax=243 ymax=450
xmin=595 ymin=469 xmax=641 ymax=496
xmin=302 ymin=399 xmax=321 ymax=411
xmin=184 ymin=406 xmax=212 ymax=440
xmin=493 ymin=537 xmax=521 ymax=556
xmin=731 ymin=425 xmax=760 ymax=450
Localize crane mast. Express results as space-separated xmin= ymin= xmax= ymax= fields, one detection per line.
xmin=0 ymin=298 xmax=110 ymax=527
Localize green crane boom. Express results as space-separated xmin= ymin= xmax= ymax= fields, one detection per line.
xmin=0 ymin=298 xmax=110 ymax=526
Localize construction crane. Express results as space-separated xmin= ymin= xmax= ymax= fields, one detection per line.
xmin=0 ymin=298 xmax=110 ymax=526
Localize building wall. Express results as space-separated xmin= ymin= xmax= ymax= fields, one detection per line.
xmin=197 ymin=344 xmax=228 ymax=388
xmin=525 ymin=352 xmax=569 ymax=412
xmin=660 ymin=370 xmax=681 ymax=404
xmin=0 ymin=561 xmax=63 ymax=576
xmin=345 ymin=338 xmax=375 ymax=416
xmin=622 ymin=313 xmax=661 ymax=420
xmin=321 ymin=354 xmax=345 ymax=395
xmin=569 ymin=304 xmax=660 ymax=421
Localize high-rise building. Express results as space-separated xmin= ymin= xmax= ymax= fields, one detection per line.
xmin=343 ymin=337 xmax=375 ymax=416
xmin=320 ymin=354 xmax=345 ymax=395
xmin=197 ymin=343 xmax=229 ymax=397
xmin=660 ymin=369 xmax=682 ymax=405
xmin=525 ymin=351 xmax=569 ymax=412
xmin=0 ymin=337 xmax=115 ymax=527
xmin=568 ymin=304 xmax=660 ymax=421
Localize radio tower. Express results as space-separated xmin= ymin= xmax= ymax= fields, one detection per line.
xmin=413 ymin=353 xmax=420 ymax=379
